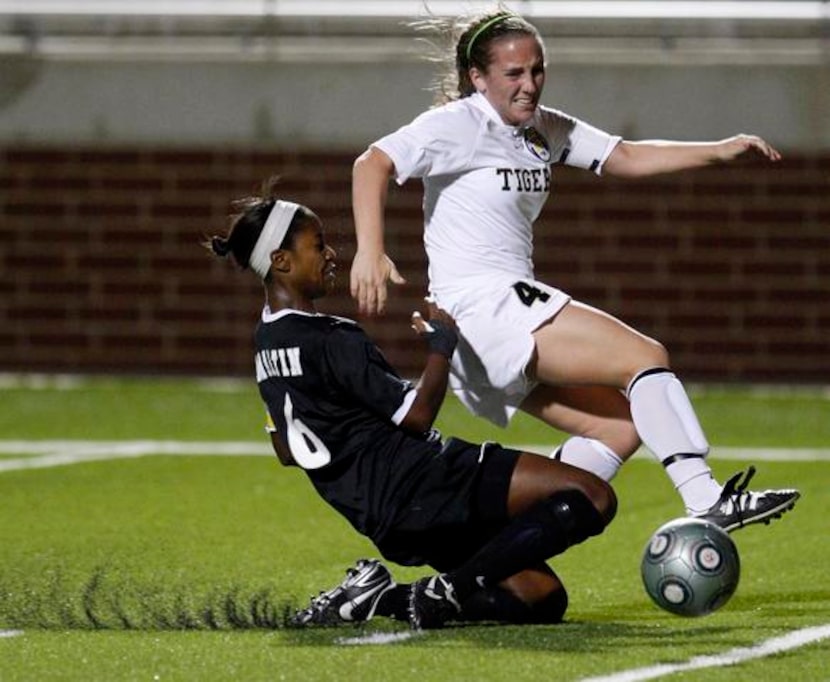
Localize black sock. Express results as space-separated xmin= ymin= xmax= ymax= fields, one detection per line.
xmin=447 ymin=490 xmax=604 ymax=601
xmin=460 ymin=585 xmax=568 ymax=624
xmin=373 ymin=584 xmax=411 ymax=621
xmin=459 ymin=586 xmax=534 ymax=623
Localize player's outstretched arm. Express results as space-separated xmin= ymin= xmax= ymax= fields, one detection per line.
xmin=603 ymin=134 xmax=781 ymax=178
xmin=400 ymin=307 xmax=458 ymax=433
xmin=351 ymin=147 xmax=406 ymax=316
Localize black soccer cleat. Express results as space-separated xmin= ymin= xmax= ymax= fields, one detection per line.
xmin=408 ymin=574 xmax=462 ymax=630
xmin=289 ymin=558 xmax=395 ymax=627
xmin=694 ymin=465 xmax=801 ymax=533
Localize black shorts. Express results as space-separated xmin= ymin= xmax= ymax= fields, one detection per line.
xmin=374 ymin=438 xmax=521 ymax=571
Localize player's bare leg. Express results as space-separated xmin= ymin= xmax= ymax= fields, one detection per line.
xmin=520 ymin=382 xmax=640 ymax=481
xmin=525 ymin=300 xmax=800 ymax=528
xmin=460 ymin=563 xmax=568 ymax=624
xmin=409 ymin=454 xmax=616 ymax=628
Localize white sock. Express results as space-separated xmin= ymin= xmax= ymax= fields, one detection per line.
xmin=551 ymin=436 xmax=623 ymax=482
xmin=627 ymin=368 xmax=721 ymax=513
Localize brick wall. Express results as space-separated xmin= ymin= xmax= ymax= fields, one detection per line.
xmin=1 ymin=145 xmax=828 ymax=383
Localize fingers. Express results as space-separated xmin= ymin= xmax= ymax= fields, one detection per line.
xmin=726 ymin=134 xmax=782 ymax=163
xmin=374 ymin=282 xmax=387 ymax=316
xmin=740 ymin=134 xmax=780 ymax=161
xmin=420 ymin=298 xmax=458 ymax=333
xmin=350 ymin=253 xmax=405 ymax=316
xmin=356 ymin=283 xmax=383 ymax=316
xmin=410 ymin=310 xmax=434 ymax=334
xmin=388 ymin=261 xmax=407 ymax=285
xmin=362 ymin=287 xmax=381 ymax=316
xmin=750 ymin=136 xmax=782 ymax=162
xmin=350 ymin=266 xmax=381 ymax=316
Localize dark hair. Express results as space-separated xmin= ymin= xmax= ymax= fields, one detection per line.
xmin=415 ymin=7 xmax=541 ymax=104
xmin=206 ymin=176 xmax=313 ymax=277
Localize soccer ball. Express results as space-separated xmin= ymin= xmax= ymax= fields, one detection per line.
xmin=641 ymin=517 xmax=740 ymax=617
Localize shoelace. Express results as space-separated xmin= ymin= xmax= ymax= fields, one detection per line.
xmin=718 ymin=465 xmax=758 ymax=526
xmin=305 ymin=565 xmax=366 ymax=610
xmin=426 ymin=575 xmax=461 ymax=611
xmin=721 ymin=465 xmax=756 ymax=500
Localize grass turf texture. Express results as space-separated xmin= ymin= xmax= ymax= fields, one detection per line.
xmin=1 ymin=376 xmax=828 ymax=681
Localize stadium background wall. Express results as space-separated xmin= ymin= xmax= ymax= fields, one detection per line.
xmin=0 ymin=146 xmax=828 ymax=383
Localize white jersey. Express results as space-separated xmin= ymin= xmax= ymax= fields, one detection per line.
xmin=374 ymin=92 xmax=620 ymax=298
xmin=372 ymin=93 xmax=621 ymax=426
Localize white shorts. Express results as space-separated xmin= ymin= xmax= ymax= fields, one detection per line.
xmin=433 ymin=277 xmax=571 ymax=427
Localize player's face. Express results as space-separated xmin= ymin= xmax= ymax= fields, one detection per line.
xmin=471 ymin=34 xmax=545 ymax=127
xmin=289 ymin=218 xmax=337 ymax=299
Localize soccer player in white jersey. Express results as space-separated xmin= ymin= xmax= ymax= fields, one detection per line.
xmin=350 ymin=9 xmax=800 ymax=532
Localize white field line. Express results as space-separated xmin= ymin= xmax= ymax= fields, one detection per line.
xmin=0 ymin=630 xmax=24 ymax=639
xmin=0 ymin=441 xmax=828 ymax=474
xmin=578 ymin=623 xmax=830 ymax=682
xmin=523 ymin=445 xmax=830 ymax=462
xmin=0 ymin=440 xmax=272 ymax=472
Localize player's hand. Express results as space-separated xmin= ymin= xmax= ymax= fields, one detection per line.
xmin=411 ymin=302 xmax=457 ymax=359
xmin=717 ymin=134 xmax=782 ymax=163
xmin=350 ymin=250 xmax=406 ymax=316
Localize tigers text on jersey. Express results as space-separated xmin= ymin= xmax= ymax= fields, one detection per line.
xmin=255 ymin=306 xmax=440 ymax=542
xmin=373 ymin=92 xmax=621 ymax=295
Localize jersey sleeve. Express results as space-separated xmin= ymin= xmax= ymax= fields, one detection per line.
xmin=541 ymin=107 xmax=621 ymax=175
xmin=323 ymin=324 xmax=417 ymax=425
xmin=372 ymin=106 xmax=478 ymax=184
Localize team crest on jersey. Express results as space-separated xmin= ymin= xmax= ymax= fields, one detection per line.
xmin=523 ymin=127 xmax=551 ymax=162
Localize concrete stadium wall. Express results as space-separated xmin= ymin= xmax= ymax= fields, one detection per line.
xmin=1 ymin=145 xmax=828 ymax=382
xmin=1 ymin=59 xmax=828 ymax=151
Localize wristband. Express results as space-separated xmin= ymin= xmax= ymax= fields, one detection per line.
xmin=423 ymin=319 xmax=458 ymax=359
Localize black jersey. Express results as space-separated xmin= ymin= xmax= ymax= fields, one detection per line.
xmin=254 ymin=306 xmax=444 ymax=543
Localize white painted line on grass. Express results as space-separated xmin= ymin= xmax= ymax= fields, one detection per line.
xmin=0 ymin=440 xmax=272 ymax=456
xmin=578 ymin=623 xmax=830 ymax=682
xmin=336 ymin=631 xmax=421 ymax=646
xmin=0 ymin=440 xmax=272 ymax=472
xmin=514 ymin=445 xmax=830 ymax=462
xmin=0 ymin=441 xmax=828 ymax=474
xmin=0 ymin=630 xmax=23 ymax=639
xmin=706 ymin=446 xmax=830 ymax=462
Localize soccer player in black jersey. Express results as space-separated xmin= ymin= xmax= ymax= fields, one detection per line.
xmin=208 ymin=178 xmax=617 ymax=629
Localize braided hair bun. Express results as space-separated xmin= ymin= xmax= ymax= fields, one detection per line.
xmin=210 ymin=235 xmax=232 ymax=257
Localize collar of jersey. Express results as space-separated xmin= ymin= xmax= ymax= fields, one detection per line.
xmin=261 ymin=305 xmax=318 ymax=323
xmin=469 ymin=92 xmax=534 ymax=132
xmin=261 ymin=305 xmax=358 ymax=326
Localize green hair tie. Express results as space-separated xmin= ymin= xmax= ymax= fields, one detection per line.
xmin=465 ymin=13 xmax=514 ymax=62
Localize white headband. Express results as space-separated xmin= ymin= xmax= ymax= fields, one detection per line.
xmin=249 ymin=200 xmax=301 ymax=279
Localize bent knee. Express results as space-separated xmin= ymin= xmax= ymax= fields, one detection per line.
xmin=604 ymin=423 xmax=641 ymax=460
xmin=646 ymin=339 xmax=670 ymax=368
xmin=590 ymin=477 xmax=617 ymax=525
xmin=500 ymin=569 xmax=569 ymax=624
xmin=626 ymin=340 xmax=671 ymax=384
xmin=527 ymin=587 xmax=568 ymax=624
xmin=572 ymin=475 xmax=617 ymax=526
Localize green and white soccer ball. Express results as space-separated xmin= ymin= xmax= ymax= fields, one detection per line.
xmin=641 ymin=517 xmax=740 ymax=617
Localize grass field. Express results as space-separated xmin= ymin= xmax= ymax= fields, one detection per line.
xmin=1 ymin=376 xmax=828 ymax=681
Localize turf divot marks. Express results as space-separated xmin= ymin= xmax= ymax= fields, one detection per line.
xmin=2 ymin=564 xmax=297 ymax=631
xmin=579 ymin=623 xmax=830 ymax=682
